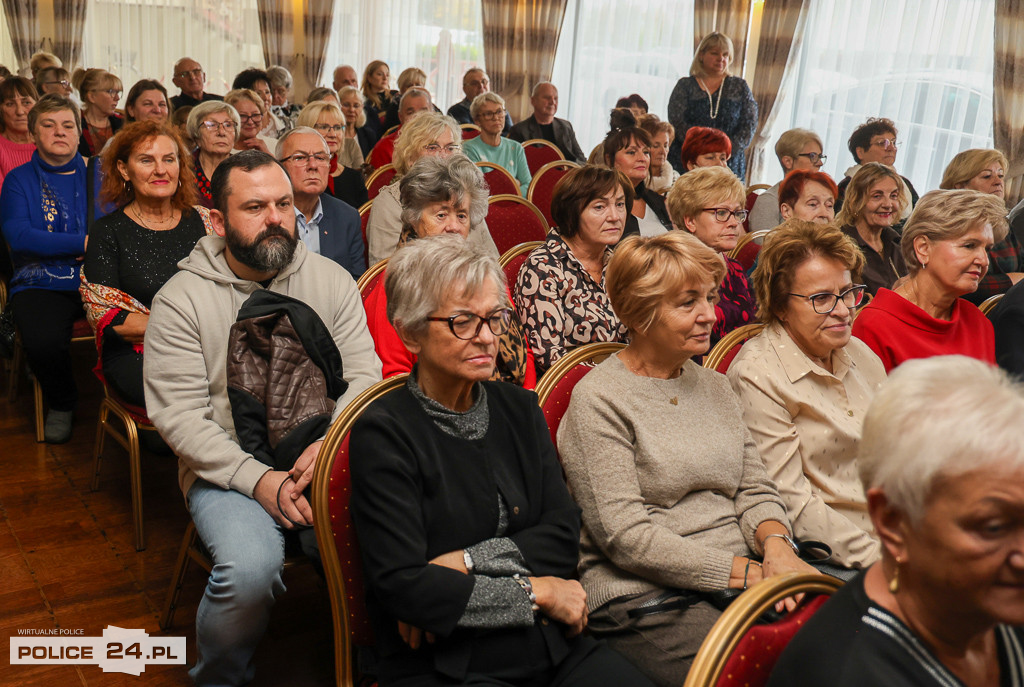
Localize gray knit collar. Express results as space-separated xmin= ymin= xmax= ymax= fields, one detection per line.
xmin=407 ymin=366 xmax=489 ymax=440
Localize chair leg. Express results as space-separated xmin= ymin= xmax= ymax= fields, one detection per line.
xmin=126 ymin=420 xmax=145 ymax=551
xmin=91 ymin=398 xmax=110 ymax=491
xmin=7 ymin=339 xmax=21 ymax=403
xmin=33 ymin=378 xmax=44 ymax=443
xmin=160 ymin=522 xmax=198 ymax=631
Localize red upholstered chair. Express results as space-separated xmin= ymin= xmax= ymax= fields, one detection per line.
xmin=357 ymin=200 xmax=373 ymax=269
xmin=366 ymin=164 xmax=397 ymax=200
xmin=498 ymin=241 xmax=544 ymax=287
xmin=485 ymin=195 xmax=549 ymax=256
xmin=535 ymin=342 xmax=626 ymax=450
xmin=521 ymin=139 xmax=564 ymax=176
xmin=461 ymin=123 xmax=481 ymax=140
xmin=527 ymin=160 xmax=579 ymax=229
xmin=728 ymin=230 xmax=769 ymax=273
xmin=357 ymin=258 xmax=388 ymax=304
xmin=703 ymin=323 xmax=765 ymax=374
xmin=683 ymin=572 xmax=843 ymax=687
xmin=91 ymin=387 xmax=160 ymax=550
xmin=476 ymin=161 xmax=521 ymax=197
xmin=313 ymin=375 xmax=408 ymax=687
xmin=743 ymin=184 xmax=770 ymax=233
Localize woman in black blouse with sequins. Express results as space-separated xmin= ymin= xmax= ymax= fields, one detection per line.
xmin=667 ymin=32 xmax=757 ymax=179
xmin=81 ymin=121 xmax=210 ymax=408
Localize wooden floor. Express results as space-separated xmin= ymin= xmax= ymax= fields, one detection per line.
xmin=0 ymin=346 xmax=335 ymax=686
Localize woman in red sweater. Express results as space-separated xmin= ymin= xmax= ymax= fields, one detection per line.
xmin=852 ymin=189 xmax=1008 ymax=372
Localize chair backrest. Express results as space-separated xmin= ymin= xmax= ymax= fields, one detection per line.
xmin=979 ymin=293 xmax=1004 ymax=316
xmin=383 ymin=124 xmax=399 ymax=137
xmin=313 ymin=374 xmax=409 ymax=687
xmin=357 ymin=258 xmax=388 ymax=303
xmin=476 ymin=161 xmax=521 ymax=197
xmin=461 ymin=123 xmax=481 ymax=140
xmin=358 ymin=200 xmax=373 ymax=268
xmin=521 ymin=138 xmax=564 ymax=176
xmin=486 ymin=195 xmax=550 ymax=256
xmin=366 ymin=164 xmax=397 ymax=200
xmin=743 ymin=184 xmax=770 ymax=233
xmin=498 ymin=241 xmax=545 ymax=287
xmin=728 ymin=230 xmax=769 ymax=272
xmin=683 ymin=572 xmax=843 ymax=687
xmin=527 ymin=160 xmax=579 ymax=229
xmin=535 ymin=342 xmax=626 ymax=449
xmin=703 ymin=323 xmax=765 ymax=373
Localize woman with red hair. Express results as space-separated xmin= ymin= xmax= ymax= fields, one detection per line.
xmin=680 ymin=126 xmax=731 ymax=171
xmin=779 ymin=170 xmax=838 ymax=225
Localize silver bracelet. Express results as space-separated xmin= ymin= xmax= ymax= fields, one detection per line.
xmin=763 ymin=533 xmax=799 ymax=555
xmin=463 ymin=550 xmax=474 ymax=573
xmin=512 ymin=574 xmax=540 ymax=612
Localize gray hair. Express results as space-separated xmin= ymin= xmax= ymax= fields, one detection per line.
xmin=470 ymin=92 xmax=505 ymax=121
xmin=399 ymin=154 xmax=489 ymax=234
xmin=266 ymin=65 xmax=292 ymax=90
xmin=275 ymin=126 xmax=328 ymax=159
xmin=392 ymin=111 xmax=461 ymax=175
xmin=385 ymin=233 xmax=508 ymax=338
xmin=337 ymin=86 xmax=366 ymax=128
xmin=859 ymin=355 xmax=1024 ymax=523
xmin=186 ymin=100 xmax=241 ymax=142
xmin=399 ymin=87 xmax=432 ymax=110
xmin=531 ymin=81 xmax=555 ymax=98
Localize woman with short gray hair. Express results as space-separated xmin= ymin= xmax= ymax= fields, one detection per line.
xmin=350 ymin=233 xmax=655 ymax=687
xmin=463 ymin=91 xmax=531 ymax=195
xmin=769 ymin=355 xmax=1024 ymax=687
xmin=366 ymin=113 xmax=497 ymax=265
xmin=365 ymin=154 xmax=534 ymax=386
xmin=266 ymin=65 xmax=300 ymax=124
xmin=186 ymin=100 xmax=239 ymax=208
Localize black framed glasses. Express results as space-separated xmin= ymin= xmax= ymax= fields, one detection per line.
xmin=788 ymin=284 xmax=867 ymax=314
xmin=280 ymin=152 xmax=330 ymax=165
xmin=702 ymin=208 xmax=748 ymax=222
xmin=238 ymin=112 xmax=263 ymax=123
xmin=797 ymin=152 xmax=827 ymax=164
xmin=426 ymin=308 xmax=513 ymax=340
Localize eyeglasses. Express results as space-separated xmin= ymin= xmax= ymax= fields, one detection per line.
xmin=43 ymin=80 xmax=71 ymax=88
xmin=797 ymin=152 xmax=828 ymax=164
xmin=238 ymin=112 xmax=263 ymax=123
xmin=702 ymin=208 xmax=748 ymax=222
xmin=426 ymin=308 xmax=513 ymax=340
xmin=200 ymin=120 xmax=237 ymax=132
xmin=423 ymin=143 xmax=462 ymax=154
xmin=314 ymin=123 xmax=346 ymax=133
xmin=175 ymin=68 xmax=204 ymax=79
xmin=788 ymin=284 xmax=867 ymax=314
xmin=280 ymin=152 xmax=330 ymax=165
xmin=478 ymin=109 xmax=505 ymax=120
xmin=96 ymin=89 xmax=121 ymax=99
xmin=872 ymin=138 xmax=899 ymax=150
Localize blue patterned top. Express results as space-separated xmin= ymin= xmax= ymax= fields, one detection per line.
xmin=667 ymin=75 xmax=758 ymax=179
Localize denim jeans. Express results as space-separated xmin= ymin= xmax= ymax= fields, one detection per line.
xmin=187 ymin=479 xmax=287 ymax=686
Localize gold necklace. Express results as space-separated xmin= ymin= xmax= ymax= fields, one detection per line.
xmin=620 ymin=352 xmax=681 ymax=404
xmin=131 ymin=203 xmax=175 ymax=230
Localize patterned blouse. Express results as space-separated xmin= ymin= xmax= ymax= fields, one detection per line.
xmin=192 ymin=148 xmax=213 ymax=209
xmin=713 ymin=256 xmax=757 ymax=347
xmin=514 ymin=232 xmax=629 ymax=376
xmin=667 ymin=75 xmax=758 ymax=178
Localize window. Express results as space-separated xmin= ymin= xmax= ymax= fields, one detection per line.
xmin=81 ymin=0 xmax=264 ymax=106
xmin=323 ymin=0 xmax=484 ymax=112
xmin=756 ymin=0 xmax=995 ymax=191
xmin=551 ymin=0 xmax=695 ymax=156
xmin=0 ymin=11 xmax=15 ymax=72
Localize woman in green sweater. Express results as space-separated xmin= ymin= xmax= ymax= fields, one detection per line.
xmin=558 ymin=231 xmax=819 ymax=687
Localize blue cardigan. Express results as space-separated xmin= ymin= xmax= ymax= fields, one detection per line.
xmin=0 ymin=151 xmax=88 ymax=294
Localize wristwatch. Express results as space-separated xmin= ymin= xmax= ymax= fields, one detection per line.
xmin=463 ymin=550 xmax=475 ymax=573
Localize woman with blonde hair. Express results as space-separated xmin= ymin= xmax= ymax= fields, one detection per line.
xmin=78 ymin=68 xmax=124 ymax=156
xmin=666 ymin=32 xmax=757 ymax=177
xmin=559 ymin=231 xmax=817 ymax=686
xmin=295 ymin=100 xmax=366 ymax=208
xmin=729 ymin=220 xmax=884 ymax=572
xmin=224 ymin=88 xmax=276 ymax=154
xmin=338 ymin=85 xmax=376 ymax=156
xmin=365 ymin=112 xmax=497 ymax=265
xmin=361 ymin=59 xmax=397 ymax=139
xmin=939 ymin=148 xmax=1021 ymax=304
xmin=835 ymin=162 xmax=908 ymax=295
xmin=382 ymin=66 xmax=432 ymax=131
xmin=853 ymin=189 xmax=1008 ymax=371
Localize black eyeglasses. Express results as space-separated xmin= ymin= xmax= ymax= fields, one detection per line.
xmin=702 ymin=208 xmax=748 ymax=222
xmin=426 ymin=308 xmax=513 ymax=340
xmin=788 ymin=284 xmax=867 ymax=314
xmin=238 ymin=112 xmax=263 ymax=123
xmin=797 ymin=152 xmax=828 ymax=164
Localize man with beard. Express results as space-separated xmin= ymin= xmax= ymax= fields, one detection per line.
xmin=143 ymin=150 xmax=381 ymax=686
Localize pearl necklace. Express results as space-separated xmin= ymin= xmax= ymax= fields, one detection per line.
xmin=697 ymin=78 xmax=724 ymax=120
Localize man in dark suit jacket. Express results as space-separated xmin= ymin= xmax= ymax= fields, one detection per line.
xmin=277 ymin=127 xmax=366 ymax=280
xmin=447 ymin=68 xmax=512 ymax=135
xmin=508 ymin=82 xmax=586 ymax=163
xmin=170 ymin=57 xmax=223 ymax=110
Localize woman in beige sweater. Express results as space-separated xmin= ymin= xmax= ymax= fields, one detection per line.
xmin=558 ymin=231 xmax=818 ymax=687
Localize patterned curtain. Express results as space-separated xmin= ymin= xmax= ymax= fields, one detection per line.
xmin=1 ymin=0 xmax=38 ymax=71
xmin=303 ymin=0 xmax=332 ymax=86
xmin=693 ymin=0 xmax=751 ymax=72
xmin=995 ymin=0 xmax=1024 ymax=205
xmin=52 ymin=0 xmax=88 ymax=70
xmin=256 ymin=0 xmax=293 ymax=69
xmin=481 ymin=0 xmax=568 ymax=121
xmin=746 ymin=0 xmax=807 ymax=183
